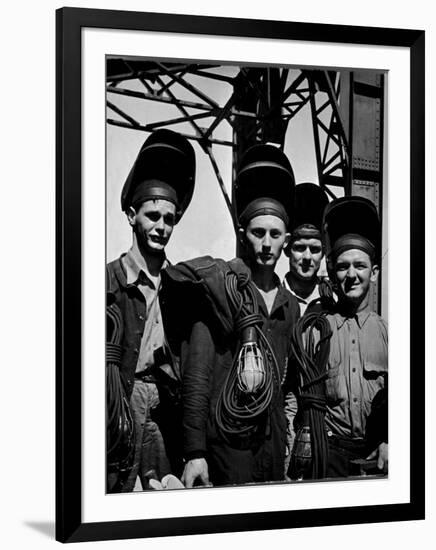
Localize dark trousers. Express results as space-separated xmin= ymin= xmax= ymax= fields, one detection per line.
xmin=207 ymin=408 xmax=286 ymax=486
xmin=327 ymin=435 xmax=369 ymax=478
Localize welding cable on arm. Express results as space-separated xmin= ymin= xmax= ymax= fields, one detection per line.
xmin=318 ymin=277 xmax=335 ymax=307
xmin=215 ymin=271 xmax=282 ymax=439
xmin=290 ymin=312 xmax=332 ymax=479
xmin=106 ymin=303 xmax=135 ymax=474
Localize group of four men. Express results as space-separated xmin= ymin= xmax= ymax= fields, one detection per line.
xmin=106 ymin=129 xmax=388 ymax=492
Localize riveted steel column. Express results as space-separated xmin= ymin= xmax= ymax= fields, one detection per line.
xmin=349 ymin=71 xmax=385 ymax=313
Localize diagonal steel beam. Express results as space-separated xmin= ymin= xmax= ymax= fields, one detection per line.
xmin=282 ymin=96 xmax=310 ymax=122
xmin=123 ymin=60 xmax=154 ymax=95
xmin=316 ymin=117 xmax=343 ymax=149
xmin=282 ymin=71 xmax=307 ymax=101
xmin=241 ymin=68 xmax=293 ymax=119
xmin=205 ymin=144 xmax=238 ymax=233
xmin=280 ymin=68 xmax=289 ymax=92
xmin=320 ymin=183 xmax=339 ymax=200
xmin=154 ymin=71 xmax=237 ymax=229
xmin=323 ymin=70 xmax=350 ymax=156
xmin=107 ymin=85 xmax=214 ymax=111
xmin=188 ymin=68 xmax=235 ymax=84
xmin=308 ymin=77 xmax=324 ymax=185
xmin=156 ymin=67 xmax=190 ymax=96
xmin=202 ymin=92 xmax=237 ymax=141
xmin=316 ymin=98 xmax=331 ymax=117
xmin=107 ymin=101 xmax=140 ymax=128
xmin=230 ymin=109 xmax=257 ymax=119
xmin=106 ymin=63 xmax=201 ymax=83
xmin=155 ymin=62 xmax=219 ymax=108
xmin=322 ymin=105 xmax=335 ymax=166
xmin=323 ymin=161 xmax=345 ymax=177
xmin=323 ymin=150 xmax=341 ymax=172
xmin=154 ymin=74 xmax=207 ymax=141
xmin=107 ymin=119 xmax=233 ymax=146
xmin=137 ymin=76 xmax=155 ymax=95
xmin=146 ymin=110 xmax=217 ymax=131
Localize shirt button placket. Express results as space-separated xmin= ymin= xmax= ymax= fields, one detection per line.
xmin=349 ymin=324 xmax=361 ymax=436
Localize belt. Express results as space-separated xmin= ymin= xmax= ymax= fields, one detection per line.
xmin=134 ymin=372 xmax=157 ymax=383
xmin=327 ymin=433 xmax=367 ymax=453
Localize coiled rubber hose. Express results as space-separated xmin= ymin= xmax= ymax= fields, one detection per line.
xmin=215 ymin=271 xmax=282 ymax=439
xmin=291 ymin=312 xmax=332 ymax=478
xmin=106 ymin=303 xmax=135 ymax=471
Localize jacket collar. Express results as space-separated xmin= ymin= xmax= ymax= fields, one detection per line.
xmin=123 ymin=247 xmax=155 ymax=288
xmin=255 ymin=274 xmax=290 ymax=318
xmin=109 ymin=251 xmax=168 ymax=293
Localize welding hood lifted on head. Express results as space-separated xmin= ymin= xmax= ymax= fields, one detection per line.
xmin=120 ymin=129 xmax=196 ymax=221
xmin=234 ymin=143 xmax=295 ymax=228
xmin=322 ymin=196 xmax=381 ymax=266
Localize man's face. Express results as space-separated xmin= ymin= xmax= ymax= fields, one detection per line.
xmin=241 ymin=215 xmax=289 ymax=268
xmin=288 ymin=238 xmax=323 ymax=281
xmin=128 ymin=199 xmax=176 ymax=255
xmin=334 ymin=248 xmax=379 ymax=305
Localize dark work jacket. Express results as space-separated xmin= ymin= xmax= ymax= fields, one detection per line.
xmin=182 ymin=286 xmax=299 ymax=456
xmin=162 ymin=258 xmax=300 ymax=473
xmin=160 ymin=256 xmax=251 ymax=350
xmin=106 ymin=256 xmax=179 ymax=400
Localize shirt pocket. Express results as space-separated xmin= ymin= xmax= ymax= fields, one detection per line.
xmin=325 ymin=361 xmax=348 ymax=406
xmin=362 ymin=360 xmax=387 ymax=416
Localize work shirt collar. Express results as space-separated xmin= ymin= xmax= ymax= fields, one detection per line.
xmin=283 ymin=274 xmax=320 ymax=305
xmin=334 ymin=308 xmax=371 ymax=330
xmin=122 ymin=247 xmax=168 ymax=290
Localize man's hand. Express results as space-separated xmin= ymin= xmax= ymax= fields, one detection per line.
xmin=181 ymin=458 xmax=213 ymax=488
xmin=366 ymin=442 xmax=388 ymax=473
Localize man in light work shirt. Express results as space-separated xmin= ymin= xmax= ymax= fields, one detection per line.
xmin=106 ymin=129 xmax=196 ymax=492
xmin=322 ymin=196 xmax=388 ymax=477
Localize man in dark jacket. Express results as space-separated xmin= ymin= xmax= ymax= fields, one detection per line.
xmin=172 ymin=144 xmax=300 ymax=487
xmin=106 ymin=129 xmax=196 ymax=492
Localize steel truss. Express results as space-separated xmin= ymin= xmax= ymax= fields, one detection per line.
xmin=106 ymin=59 xmax=373 ymax=232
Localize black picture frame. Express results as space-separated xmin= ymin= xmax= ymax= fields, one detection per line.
xmin=56 ymin=7 xmax=425 ymax=543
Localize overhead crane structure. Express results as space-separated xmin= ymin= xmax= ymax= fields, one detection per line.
xmin=106 ymin=58 xmax=385 ymax=309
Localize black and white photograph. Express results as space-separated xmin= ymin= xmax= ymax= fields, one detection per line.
xmin=53 ymin=6 xmax=425 ymax=544
xmin=1 ymin=0 xmax=432 ymax=547
xmin=105 ymin=58 xmax=389 ymax=493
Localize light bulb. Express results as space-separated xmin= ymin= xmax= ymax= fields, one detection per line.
xmin=237 ymin=342 xmax=265 ymax=393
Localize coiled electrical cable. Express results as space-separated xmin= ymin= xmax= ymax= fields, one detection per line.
xmin=290 ymin=312 xmax=332 ymax=478
xmin=215 ymin=271 xmax=282 ymax=439
xmin=318 ymin=277 xmax=336 ymax=309
xmin=106 ymin=303 xmax=135 ymax=471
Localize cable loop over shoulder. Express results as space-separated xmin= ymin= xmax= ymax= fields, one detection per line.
xmin=215 ymin=270 xmax=282 ymax=441
xmin=235 ymin=313 xmax=263 ymax=334
xmin=235 ymin=270 xmax=250 ymax=290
